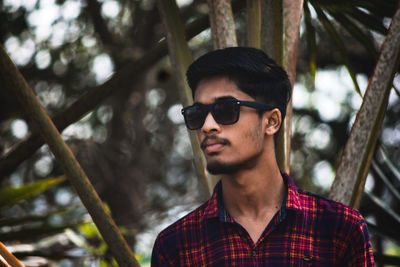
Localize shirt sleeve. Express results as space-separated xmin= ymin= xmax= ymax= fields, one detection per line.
xmin=151 ymin=233 xmax=177 ymax=267
xmin=342 ymin=218 xmax=375 ymax=267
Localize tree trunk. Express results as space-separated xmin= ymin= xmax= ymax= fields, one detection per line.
xmin=257 ymin=0 xmax=303 ymax=173
xmin=277 ymin=0 xmax=304 ymax=174
xmin=329 ymin=2 xmax=400 ymax=208
xmin=261 ymin=0 xmax=283 ymax=62
xmin=247 ymin=0 xmax=262 ymax=48
xmin=204 ymin=0 xmax=239 ymax=190
xmin=207 ymin=0 xmax=238 ymax=48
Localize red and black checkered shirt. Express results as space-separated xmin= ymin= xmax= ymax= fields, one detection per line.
xmin=151 ymin=174 xmax=374 ymax=266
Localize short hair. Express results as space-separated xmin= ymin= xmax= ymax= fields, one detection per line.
xmin=186 ymin=47 xmax=292 ymax=121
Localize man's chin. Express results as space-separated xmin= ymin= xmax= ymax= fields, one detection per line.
xmin=206 ymin=161 xmax=240 ymax=175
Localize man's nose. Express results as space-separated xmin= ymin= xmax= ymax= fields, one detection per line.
xmin=201 ymin=112 xmax=221 ymax=133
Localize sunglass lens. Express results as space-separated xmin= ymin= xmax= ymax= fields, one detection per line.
xmin=185 ymin=105 xmax=205 ymax=130
xmin=213 ymin=100 xmax=238 ymax=125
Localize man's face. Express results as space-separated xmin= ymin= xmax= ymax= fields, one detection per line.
xmin=193 ymin=76 xmax=267 ymax=175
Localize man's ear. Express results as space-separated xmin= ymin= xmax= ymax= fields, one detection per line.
xmin=263 ymin=108 xmax=282 ymax=136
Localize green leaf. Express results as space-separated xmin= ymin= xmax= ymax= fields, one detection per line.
xmin=78 ymin=221 xmax=101 ymax=239
xmin=0 ymin=175 xmax=66 ymax=207
xmin=313 ymin=6 xmax=362 ymax=96
xmin=66 ymin=225 xmax=107 ymax=256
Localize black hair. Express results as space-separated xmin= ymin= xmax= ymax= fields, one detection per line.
xmin=186 ymin=47 xmax=292 ymax=122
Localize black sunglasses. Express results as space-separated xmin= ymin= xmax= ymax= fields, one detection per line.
xmin=181 ymin=97 xmax=275 ymax=130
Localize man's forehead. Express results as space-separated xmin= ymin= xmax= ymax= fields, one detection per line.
xmin=193 ymin=77 xmax=252 ymax=103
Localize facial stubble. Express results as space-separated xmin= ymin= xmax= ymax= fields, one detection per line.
xmin=206 ymin=120 xmax=264 ymax=175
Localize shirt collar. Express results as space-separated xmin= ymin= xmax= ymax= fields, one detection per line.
xmin=282 ymin=172 xmax=303 ymax=212
xmin=203 ymin=172 xmax=303 ymax=220
xmin=203 ymin=182 xmax=221 ymax=220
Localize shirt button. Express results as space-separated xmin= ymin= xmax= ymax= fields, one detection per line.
xmin=252 ymin=251 xmax=256 ymax=257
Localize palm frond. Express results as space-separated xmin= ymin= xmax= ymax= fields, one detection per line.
xmin=373 ymin=253 xmax=400 ymax=266
xmin=303 ymin=2 xmax=317 ymax=83
xmin=0 ymin=176 xmax=66 ymax=207
xmin=378 ymin=146 xmax=400 ymax=183
xmin=371 ymin=159 xmax=400 ymax=202
xmin=312 ymin=5 xmax=362 ymax=95
xmin=327 ymin=11 xmax=378 ymax=60
xmin=365 ymin=191 xmax=400 ymax=227
xmin=346 ymin=8 xmax=388 ymax=35
xmin=0 ymin=206 xmax=80 ymax=227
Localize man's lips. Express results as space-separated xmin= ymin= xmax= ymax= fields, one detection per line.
xmin=204 ymin=143 xmax=224 ymax=153
xmin=201 ymin=136 xmax=229 ymax=153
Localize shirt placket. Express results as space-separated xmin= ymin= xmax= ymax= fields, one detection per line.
xmin=234 ymin=207 xmax=286 ymax=265
xmin=230 ymin=221 xmax=259 ymax=265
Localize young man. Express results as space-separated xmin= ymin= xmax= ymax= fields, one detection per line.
xmin=151 ymin=47 xmax=374 ymax=266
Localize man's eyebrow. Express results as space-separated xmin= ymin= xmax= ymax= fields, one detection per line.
xmin=193 ymin=95 xmax=236 ymax=105
xmin=215 ymin=95 xmax=236 ymax=101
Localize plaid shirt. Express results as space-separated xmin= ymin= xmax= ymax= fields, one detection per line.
xmin=152 ymin=174 xmax=374 ymax=266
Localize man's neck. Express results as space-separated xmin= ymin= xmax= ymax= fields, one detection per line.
xmin=219 ymin=160 xmax=286 ymax=244
xmin=220 ymin=161 xmax=285 ymax=220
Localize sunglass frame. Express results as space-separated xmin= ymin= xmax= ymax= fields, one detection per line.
xmin=181 ymin=97 xmax=275 ymax=130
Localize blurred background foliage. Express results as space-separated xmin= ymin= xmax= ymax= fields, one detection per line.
xmin=0 ymin=0 xmax=399 ymax=266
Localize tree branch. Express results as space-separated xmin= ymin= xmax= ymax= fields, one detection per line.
xmin=0 ymin=43 xmax=140 ymax=267
xmin=0 ymin=2 xmax=246 ymax=180
xmin=85 ymin=0 xmax=118 ymax=51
